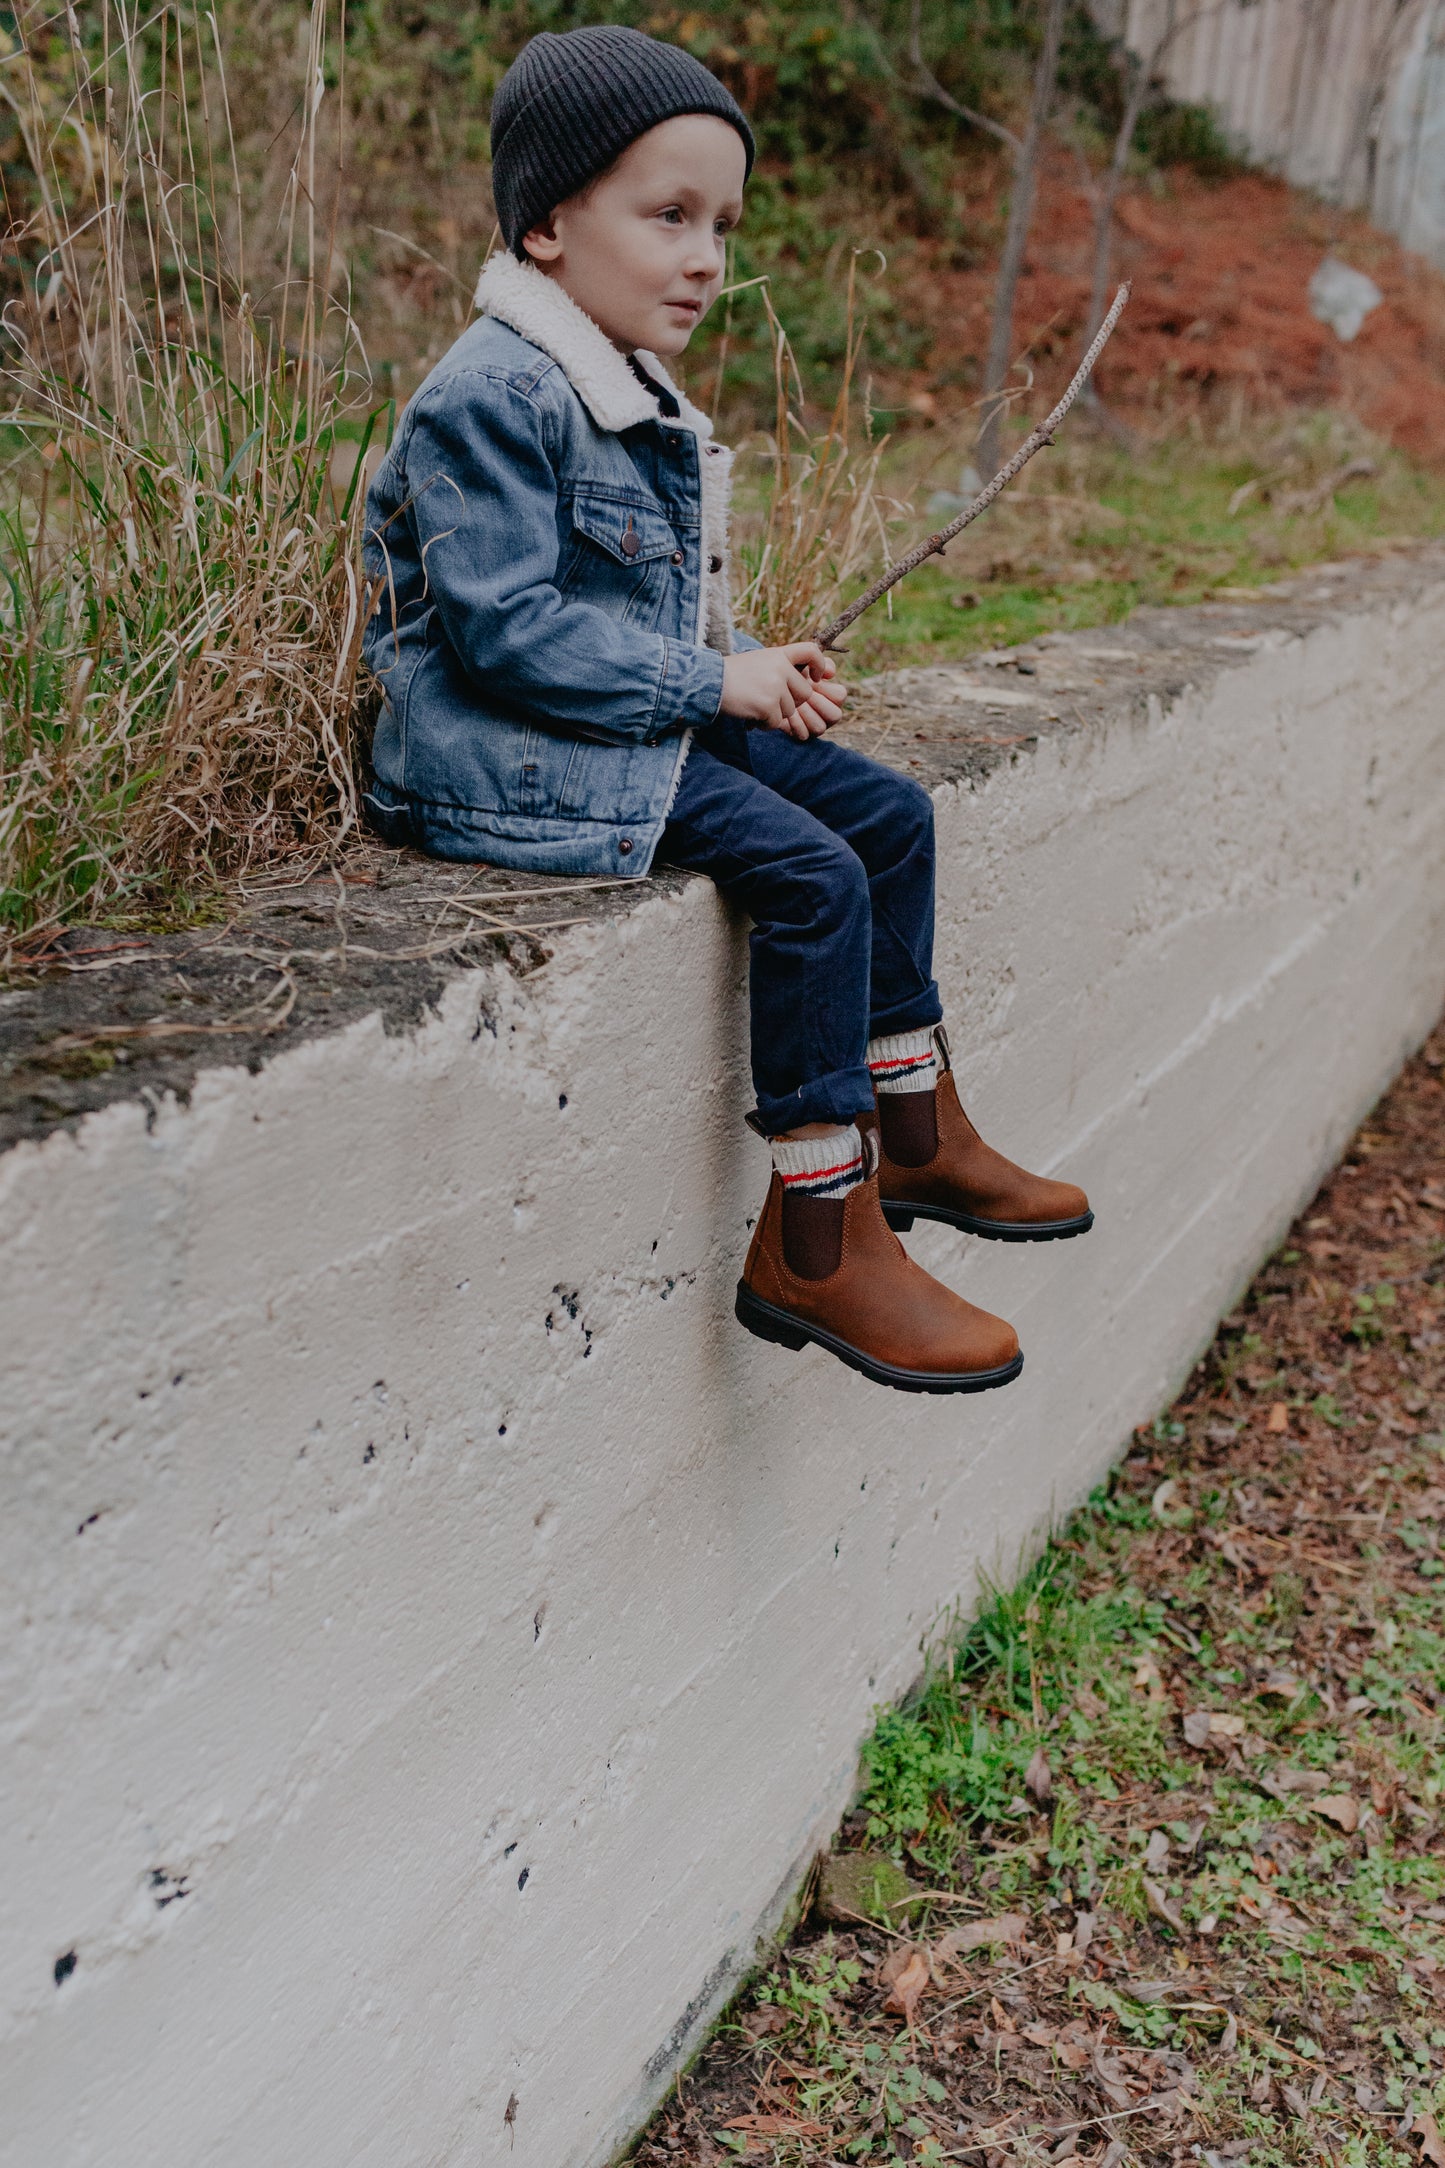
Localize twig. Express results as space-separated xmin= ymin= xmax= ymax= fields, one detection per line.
xmin=815 ymin=284 xmax=1130 ymax=649
xmin=907 ymin=0 xmax=1021 ymax=155
xmin=937 ymin=2091 xmax=1182 ymax=2160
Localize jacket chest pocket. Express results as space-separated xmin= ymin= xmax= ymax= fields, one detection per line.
xmin=559 ymin=495 xmax=681 ymax=630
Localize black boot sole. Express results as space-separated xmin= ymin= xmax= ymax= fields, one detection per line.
xmin=882 ymin=1200 xmax=1095 ymax=1243
xmin=734 ymin=1281 xmax=1024 ymax=1396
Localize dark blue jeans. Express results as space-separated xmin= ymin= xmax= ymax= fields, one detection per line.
xmin=658 ymin=723 xmax=942 ymax=1136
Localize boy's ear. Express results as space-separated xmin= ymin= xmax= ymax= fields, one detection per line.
xmin=521 ymin=215 xmax=563 ymax=265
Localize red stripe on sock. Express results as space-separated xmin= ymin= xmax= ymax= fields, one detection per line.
xmin=778 ymin=1155 xmax=863 ymax=1187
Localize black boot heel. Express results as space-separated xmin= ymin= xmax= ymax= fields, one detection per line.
xmin=881 ymin=1204 xmax=915 ymax=1233
xmin=735 ymin=1281 xmax=809 ymax=1350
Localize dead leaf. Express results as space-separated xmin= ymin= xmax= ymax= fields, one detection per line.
xmin=1076 ymin=1684 xmax=1106 ymax=1719
xmin=1145 ymin=1826 xmax=1171 ymax=1872
xmin=935 ymin=1913 xmax=1028 ymax=1958
xmin=1025 ymin=1744 xmax=1053 ymax=1807
xmin=881 ymin=1946 xmax=930 ymax=2026
xmin=1152 ymin=1477 xmax=1181 ymax=1519
xmin=1267 ymin=1401 xmax=1290 ymax=1433
xmin=879 ymin=1942 xmax=919 ymax=1988
xmin=1022 ymin=2021 xmax=1059 ymax=2046
xmin=1093 ymin=2041 xmax=1135 ymax=2109
xmin=1183 ymin=1708 xmax=1213 ymax=1748
xmin=1219 ymin=2014 xmax=1238 ymax=2054
xmin=1414 ymin=2109 xmax=1445 ymax=2165
xmin=1208 ymin=1711 xmax=1246 ymax=1739
xmin=1313 ymin=1792 xmax=1360 ymax=1833
xmin=1143 ymin=1876 xmax=1186 ymax=1932
xmin=1261 ymin=1667 xmax=1301 ymax=1697
xmin=1072 ymin=1909 xmax=1096 ymax=1954
xmin=1134 ymin=1652 xmax=1167 ymax=1703
xmin=1262 ymin=1765 xmax=1331 ymax=1798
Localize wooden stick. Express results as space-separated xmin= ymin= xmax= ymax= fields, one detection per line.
xmin=815 ymin=282 xmax=1131 ymax=651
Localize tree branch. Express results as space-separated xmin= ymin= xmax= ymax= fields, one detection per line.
xmin=907 ymin=0 xmax=1022 ymax=157
xmin=814 ymin=283 xmax=1130 ymax=650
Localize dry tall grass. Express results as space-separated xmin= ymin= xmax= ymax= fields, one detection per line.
xmin=1 ymin=1 xmax=375 ymax=950
xmin=730 ymin=256 xmax=899 ymax=646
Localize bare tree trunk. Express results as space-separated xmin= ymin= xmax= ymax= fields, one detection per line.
xmin=1080 ymin=0 xmax=1180 ymax=429
xmin=976 ymin=0 xmax=1067 ymax=479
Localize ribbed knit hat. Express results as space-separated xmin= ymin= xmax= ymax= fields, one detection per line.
xmin=490 ymin=26 xmax=756 ymax=258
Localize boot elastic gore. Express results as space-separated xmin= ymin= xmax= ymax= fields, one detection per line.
xmin=882 ymin=1201 xmax=1095 ymax=1243
xmin=734 ymin=1282 xmax=1023 ymax=1395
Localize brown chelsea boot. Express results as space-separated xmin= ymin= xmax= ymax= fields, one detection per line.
xmin=735 ymin=1125 xmax=1023 ymax=1395
xmin=876 ymin=1027 xmax=1093 ymax=1243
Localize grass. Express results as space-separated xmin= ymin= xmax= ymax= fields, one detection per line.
xmin=635 ymin=1020 xmax=1445 ymax=2166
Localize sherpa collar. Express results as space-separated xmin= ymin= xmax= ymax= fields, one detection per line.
xmin=474 ymin=252 xmax=715 ymax=440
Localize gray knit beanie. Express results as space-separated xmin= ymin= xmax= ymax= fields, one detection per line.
xmin=490 ymin=26 xmax=756 ymax=258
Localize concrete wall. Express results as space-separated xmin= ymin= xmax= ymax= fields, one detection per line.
xmin=1100 ymin=0 xmax=1445 ymax=270
xmin=5 ymin=573 xmax=1445 ymax=2168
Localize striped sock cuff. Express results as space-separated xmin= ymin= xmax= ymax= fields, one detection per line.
xmin=770 ymin=1125 xmax=866 ymax=1200
xmin=868 ymin=1028 xmax=937 ymax=1095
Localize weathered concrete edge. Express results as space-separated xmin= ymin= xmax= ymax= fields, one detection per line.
xmin=6 ymin=548 xmax=1443 ymax=1157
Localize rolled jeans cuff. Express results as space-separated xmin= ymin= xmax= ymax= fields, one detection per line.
xmin=754 ymin=1061 xmax=878 ymax=1139
xmin=869 ymin=981 xmax=943 ymax=1042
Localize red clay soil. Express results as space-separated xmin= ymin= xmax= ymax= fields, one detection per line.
xmin=902 ymin=155 xmax=1445 ymax=462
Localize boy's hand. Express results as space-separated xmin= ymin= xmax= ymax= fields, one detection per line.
xmin=719 ymin=643 xmax=849 ymax=741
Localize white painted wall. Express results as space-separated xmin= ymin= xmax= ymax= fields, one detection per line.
xmin=4 ymin=580 xmax=1445 ymax=2168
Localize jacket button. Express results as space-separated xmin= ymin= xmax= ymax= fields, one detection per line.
xmin=671 ymin=549 xmax=684 ymax=565
xmin=709 ymin=554 xmax=723 ymax=574
xmin=620 ymin=530 xmax=640 ymax=558
xmin=618 ymin=838 xmax=633 ymax=855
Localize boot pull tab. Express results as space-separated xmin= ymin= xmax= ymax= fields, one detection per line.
xmin=932 ymin=1023 xmax=953 ymax=1074
xmin=860 ymin=1122 xmax=880 ymax=1180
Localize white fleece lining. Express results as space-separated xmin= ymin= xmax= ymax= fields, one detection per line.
xmin=475 ymin=252 xmax=735 ymax=657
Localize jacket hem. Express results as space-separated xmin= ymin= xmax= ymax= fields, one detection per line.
xmin=362 ymin=784 xmax=665 ymax=878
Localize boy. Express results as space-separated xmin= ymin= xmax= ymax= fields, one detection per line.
xmin=362 ymin=25 xmax=1092 ymax=1396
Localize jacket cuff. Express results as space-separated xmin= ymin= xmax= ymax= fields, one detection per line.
xmin=653 ymin=639 xmax=726 ymax=734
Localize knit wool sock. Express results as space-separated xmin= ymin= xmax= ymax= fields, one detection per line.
xmin=770 ymin=1124 xmax=865 ymax=1200
xmin=867 ymin=1028 xmax=937 ymax=1095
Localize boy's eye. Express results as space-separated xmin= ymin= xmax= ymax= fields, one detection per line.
xmin=659 ymin=206 xmax=684 ymax=224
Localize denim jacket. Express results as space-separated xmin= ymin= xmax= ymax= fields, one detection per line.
xmin=361 ymin=253 xmax=755 ymax=877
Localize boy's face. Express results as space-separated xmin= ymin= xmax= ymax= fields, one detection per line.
xmin=521 ymin=114 xmax=746 ymax=357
